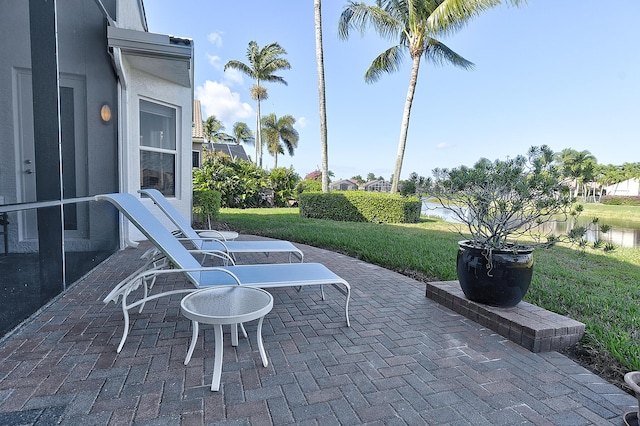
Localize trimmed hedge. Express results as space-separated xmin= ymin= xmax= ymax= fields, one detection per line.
xmin=298 ymin=191 xmax=421 ymax=223
xmin=193 ymin=189 xmax=222 ymax=224
xmin=601 ymin=195 xmax=640 ymax=206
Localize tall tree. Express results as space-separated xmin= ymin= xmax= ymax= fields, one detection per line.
xmin=338 ymin=0 xmax=524 ymax=193
xmin=262 ymin=113 xmax=299 ymax=168
xmin=231 ymin=121 xmax=255 ymax=146
xmin=224 ymin=41 xmax=291 ymax=167
xmin=315 ymin=0 xmax=330 ymax=193
xmin=203 ymin=115 xmax=233 ymax=143
xmin=558 ymin=148 xmax=597 ymax=199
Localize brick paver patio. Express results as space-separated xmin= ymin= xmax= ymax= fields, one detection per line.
xmin=0 ymin=236 xmax=635 ymax=425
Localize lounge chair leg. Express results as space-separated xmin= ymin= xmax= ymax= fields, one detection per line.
xmin=117 ymin=299 xmax=130 ymax=353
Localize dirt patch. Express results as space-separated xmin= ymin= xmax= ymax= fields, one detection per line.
xmin=561 ymin=342 xmax=634 ymax=396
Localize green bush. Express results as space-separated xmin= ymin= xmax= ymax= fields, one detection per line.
xmin=294 ymin=179 xmax=322 ymax=195
xmin=269 ymin=167 xmax=300 ymax=207
xmin=193 ymin=189 xmax=221 ymax=224
xmin=193 ymin=152 xmax=268 ymax=208
xmin=601 ymin=195 xmax=640 ymax=206
xmin=299 ymin=191 xmax=421 ymax=223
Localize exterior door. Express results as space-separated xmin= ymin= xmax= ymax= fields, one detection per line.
xmin=15 ymin=70 xmax=88 ymax=245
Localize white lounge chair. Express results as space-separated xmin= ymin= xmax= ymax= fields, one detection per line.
xmin=139 ymin=188 xmax=303 ymax=262
xmin=96 ymin=192 xmax=351 ymax=353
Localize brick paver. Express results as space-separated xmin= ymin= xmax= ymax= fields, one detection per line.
xmin=0 ymin=236 xmax=635 ymax=425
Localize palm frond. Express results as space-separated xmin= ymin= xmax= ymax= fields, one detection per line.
xmin=223 ymin=60 xmax=254 ymax=78
xmin=338 ymin=1 xmax=403 ymax=43
xmin=424 ymin=37 xmax=474 ymax=70
xmin=427 ymin=0 xmax=526 ymax=36
xmin=365 ymin=45 xmax=405 ymax=83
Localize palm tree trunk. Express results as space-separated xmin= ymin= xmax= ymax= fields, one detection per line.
xmin=315 ymin=0 xmax=329 ymax=193
xmin=255 ymin=100 xmax=262 ymax=167
xmin=391 ymin=54 xmax=421 ymax=193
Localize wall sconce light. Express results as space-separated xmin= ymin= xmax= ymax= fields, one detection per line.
xmin=100 ymin=103 xmax=112 ymax=123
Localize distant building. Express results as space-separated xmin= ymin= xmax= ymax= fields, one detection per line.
xmin=208 ymin=143 xmax=249 ymax=162
xmin=192 ymin=99 xmax=249 ymax=165
xmin=330 ymin=180 xmax=359 ymax=191
xmin=603 ymin=178 xmax=640 ymax=197
xmin=361 ymin=180 xmax=391 ymax=192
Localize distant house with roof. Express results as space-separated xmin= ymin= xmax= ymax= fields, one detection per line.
xmin=330 ymin=179 xmax=359 ymax=191
xmin=361 ymin=180 xmax=391 ymax=192
xmin=209 ymin=144 xmax=249 ymax=162
xmin=192 ymin=99 xmax=249 ymax=166
xmin=603 ymin=178 xmax=640 ymax=197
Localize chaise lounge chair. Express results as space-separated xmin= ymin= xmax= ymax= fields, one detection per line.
xmin=139 ymin=189 xmax=303 ymax=262
xmin=96 ymin=192 xmax=351 ymax=353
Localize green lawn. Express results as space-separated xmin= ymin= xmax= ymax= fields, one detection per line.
xmin=219 ymin=204 xmax=640 ymax=376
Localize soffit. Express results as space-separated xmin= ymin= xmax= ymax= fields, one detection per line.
xmin=108 ymin=26 xmax=192 ymax=87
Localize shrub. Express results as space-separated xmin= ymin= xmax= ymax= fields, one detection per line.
xmin=269 ymin=167 xmax=300 ymax=207
xmin=193 ymin=152 xmax=268 ymax=208
xmin=295 ymin=179 xmax=322 ymax=195
xmin=601 ymin=195 xmax=640 ymax=206
xmin=193 ymin=189 xmax=221 ymax=225
xmin=299 ymin=191 xmax=421 ymax=223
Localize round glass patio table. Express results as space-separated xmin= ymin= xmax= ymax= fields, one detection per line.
xmin=181 ymin=286 xmax=273 ymax=391
xmin=198 ymin=230 xmax=239 ymax=241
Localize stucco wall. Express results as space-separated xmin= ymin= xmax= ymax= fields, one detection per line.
xmin=123 ymin=64 xmax=193 ymax=241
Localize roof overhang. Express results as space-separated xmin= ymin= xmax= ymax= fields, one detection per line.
xmin=108 ymin=26 xmax=193 ymax=87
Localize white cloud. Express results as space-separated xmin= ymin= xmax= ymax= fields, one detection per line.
xmin=223 ymin=68 xmax=244 ymax=86
xmin=196 ymin=80 xmax=253 ymax=126
xmin=207 ymin=32 xmax=223 ymax=47
xmin=206 ymin=54 xmax=222 ymax=69
xmin=436 ymin=142 xmax=453 ymax=149
xmin=296 ymin=117 xmax=309 ymax=129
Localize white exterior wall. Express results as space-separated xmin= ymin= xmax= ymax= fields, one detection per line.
xmin=604 ymin=178 xmax=640 ymax=197
xmin=122 ymin=64 xmax=193 ymax=242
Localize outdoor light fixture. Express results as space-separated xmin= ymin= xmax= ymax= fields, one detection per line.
xmin=100 ymin=103 xmax=112 ymax=123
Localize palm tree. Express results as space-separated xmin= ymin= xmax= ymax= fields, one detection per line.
xmin=338 ymin=0 xmax=524 ymax=193
xmin=315 ymin=0 xmax=330 ymax=193
xmin=261 ymin=113 xmax=299 ymax=168
xmin=557 ymin=148 xmax=597 ymax=200
xmin=231 ymin=122 xmax=255 ymax=146
xmin=224 ymin=41 xmax=291 ymax=168
xmin=203 ymin=115 xmax=233 ymax=143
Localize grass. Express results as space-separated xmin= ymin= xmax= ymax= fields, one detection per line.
xmin=218 ymin=204 xmax=640 ymax=381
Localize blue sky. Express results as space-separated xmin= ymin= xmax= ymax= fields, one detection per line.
xmin=144 ymin=0 xmax=639 ymax=181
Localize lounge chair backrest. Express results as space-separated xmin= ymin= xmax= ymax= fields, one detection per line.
xmin=139 ymin=189 xmax=203 ymax=248
xmin=96 ymin=193 xmax=203 ymax=284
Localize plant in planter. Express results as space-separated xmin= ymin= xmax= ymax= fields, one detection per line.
xmin=424 ymin=145 xmax=611 ymax=308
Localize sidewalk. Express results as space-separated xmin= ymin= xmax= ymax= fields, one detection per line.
xmin=0 ymin=237 xmax=635 ymax=425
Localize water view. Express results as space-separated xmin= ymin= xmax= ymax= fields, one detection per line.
xmin=421 ymin=201 xmax=640 ymax=249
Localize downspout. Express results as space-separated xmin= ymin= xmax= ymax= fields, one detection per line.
xmin=111 ymin=46 xmax=138 ymax=249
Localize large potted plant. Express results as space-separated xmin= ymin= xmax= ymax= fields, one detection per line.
xmin=425 ymin=145 xmax=609 ymax=308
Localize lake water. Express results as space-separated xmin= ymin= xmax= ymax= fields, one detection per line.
xmin=421 ymin=201 xmax=640 ymax=249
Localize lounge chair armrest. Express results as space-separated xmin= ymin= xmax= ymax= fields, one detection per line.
xmin=187 ymin=249 xmax=236 ymax=265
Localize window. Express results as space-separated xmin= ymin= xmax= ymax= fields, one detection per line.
xmin=140 ymin=100 xmax=176 ymax=196
xmin=192 ymin=150 xmax=200 ymax=168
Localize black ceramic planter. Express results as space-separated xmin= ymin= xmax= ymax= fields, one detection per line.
xmin=456 ymin=241 xmax=534 ymax=308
